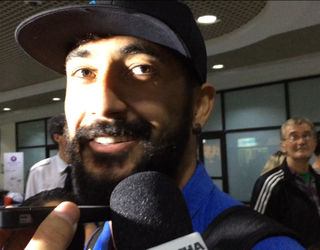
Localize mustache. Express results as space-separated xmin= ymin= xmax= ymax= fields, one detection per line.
xmin=73 ymin=119 xmax=152 ymax=142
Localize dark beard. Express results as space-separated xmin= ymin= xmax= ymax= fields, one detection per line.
xmin=66 ymin=104 xmax=193 ymax=205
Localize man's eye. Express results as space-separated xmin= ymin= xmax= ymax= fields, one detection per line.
xmin=132 ymin=65 xmax=154 ymax=75
xmin=74 ymin=69 xmax=95 ymax=78
xmin=303 ymin=134 xmax=311 ymax=140
xmin=289 ymin=135 xmax=298 ymax=140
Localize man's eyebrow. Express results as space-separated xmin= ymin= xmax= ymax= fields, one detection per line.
xmin=66 ymin=49 xmax=91 ymax=62
xmin=120 ymin=42 xmax=162 ymax=61
xmin=65 ymin=42 xmax=163 ymax=61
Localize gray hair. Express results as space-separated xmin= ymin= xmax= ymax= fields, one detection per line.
xmin=280 ymin=117 xmax=316 ymax=141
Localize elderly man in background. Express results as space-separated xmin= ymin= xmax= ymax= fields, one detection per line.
xmin=251 ymin=117 xmax=320 ymax=248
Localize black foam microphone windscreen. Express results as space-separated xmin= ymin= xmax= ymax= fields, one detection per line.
xmin=110 ymin=171 xmax=193 ymax=250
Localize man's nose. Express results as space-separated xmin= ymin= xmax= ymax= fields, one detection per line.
xmin=89 ymin=80 xmax=127 ymax=119
xmin=296 ymin=136 xmax=307 ymax=144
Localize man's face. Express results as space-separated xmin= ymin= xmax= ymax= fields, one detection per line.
xmin=280 ymin=123 xmax=317 ymax=162
xmin=57 ymin=134 xmax=67 ymax=150
xmin=64 ymin=36 xmax=195 ymax=204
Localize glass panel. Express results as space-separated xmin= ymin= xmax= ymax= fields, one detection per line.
xmin=203 ymin=93 xmax=222 ymax=131
xmin=47 ymin=119 xmax=54 ymax=145
xmin=213 ymin=179 xmax=223 ymax=191
xmin=49 ymin=149 xmax=59 ymax=157
xmin=225 ymin=84 xmax=286 ymax=130
xmin=19 ymin=147 xmax=46 ymax=191
xmin=226 ymin=129 xmax=280 ymax=202
xmin=289 ymin=78 xmax=320 ymax=123
xmin=18 ymin=120 xmax=45 ymax=147
xmin=203 ymin=139 xmax=222 ymax=177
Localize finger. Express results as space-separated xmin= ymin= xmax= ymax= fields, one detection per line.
xmin=25 ymin=201 xmax=80 ymax=250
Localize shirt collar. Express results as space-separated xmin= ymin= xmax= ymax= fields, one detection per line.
xmin=287 ymin=165 xmax=297 ymax=175
xmin=287 ymin=164 xmax=312 ymax=175
xmin=56 ymin=153 xmax=69 ymax=173
xmin=181 ymin=161 xmax=213 ymax=218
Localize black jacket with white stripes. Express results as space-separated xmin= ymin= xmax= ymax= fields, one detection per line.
xmin=250 ymin=159 xmax=320 ymax=248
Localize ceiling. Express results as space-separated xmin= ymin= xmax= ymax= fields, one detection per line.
xmin=1 ymin=0 xmax=320 ymax=116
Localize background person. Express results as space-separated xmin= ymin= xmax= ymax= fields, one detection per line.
xmin=261 ymin=151 xmax=286 ymax=175
xmin=25 ymin=114 xmax=70 ymax=199
xmin=3 ymin=191 xmax=24 ymax=206
xmin=251 ymin=117 xmax=320 ymax=248
xmin=312 ymin=130 xmax=320 ymax=172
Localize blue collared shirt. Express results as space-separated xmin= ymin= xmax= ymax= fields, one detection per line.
xmin=182 ymin=161 xmax=242 ymax=233
xmin=182 ymin=161 xmax=305 ymax=250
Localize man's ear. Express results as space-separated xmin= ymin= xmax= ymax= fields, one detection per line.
xmin=280 ymin=141 xmax=286 ymax=153
xmin=193 ymin=83 xmax=216 ymax=128
xmin=53 ymin=134 xmax=61 ymax=144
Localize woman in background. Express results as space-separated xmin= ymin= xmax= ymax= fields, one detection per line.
xmin=261 ymin=151 xmax=286 ymax=175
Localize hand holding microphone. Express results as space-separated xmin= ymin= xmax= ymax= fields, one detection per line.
xmin=0 ymin=202 xmax=79 ymax=250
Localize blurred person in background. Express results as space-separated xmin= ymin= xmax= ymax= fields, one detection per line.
xmin=25 ymin=114 xmax=71 ymax=199
xmin=261 ymin=151 xmax=286 ymax=175
xmin=251 ymin=117 xmax=320 ymax=248
xmin=312 ymin=131 xmax=320 ymax=172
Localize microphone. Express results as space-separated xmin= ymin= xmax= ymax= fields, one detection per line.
xmin=110 ymin=171 xmax=194 ymax=250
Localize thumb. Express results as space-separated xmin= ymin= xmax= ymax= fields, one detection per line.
xmin=25 ymin=201 xmax=80 ymax=250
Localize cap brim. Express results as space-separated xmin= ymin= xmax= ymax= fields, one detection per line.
xmin=15 ymin=4 xmax=188 ymax=75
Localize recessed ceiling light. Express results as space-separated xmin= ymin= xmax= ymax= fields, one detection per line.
xmin=212 ymin=64 xmax=224 ymax=69
xmin=52 ymin=97 xmax=61 ymax=101
xmin=197 ymin=15 xmax=217 ymax=24
xmin=3 ymin=108 xmax=11 ymax=111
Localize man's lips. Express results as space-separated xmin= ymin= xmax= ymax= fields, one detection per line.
xmin=94 ymin=135 xmax=137 ymax=145
xmin=296 ymin=147 xmax=308 ymax=151
xmin=88 ymin=135 xmax=138 ymax=153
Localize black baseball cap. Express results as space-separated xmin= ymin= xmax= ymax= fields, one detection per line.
xmin=15 ymin=0 xmax=207 ymax=84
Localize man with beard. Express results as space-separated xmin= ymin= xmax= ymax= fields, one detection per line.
xmin=1 ymin=1 xmax=305 ymax=250
xmin=251 ymin=117 xmax=320 ymax=248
